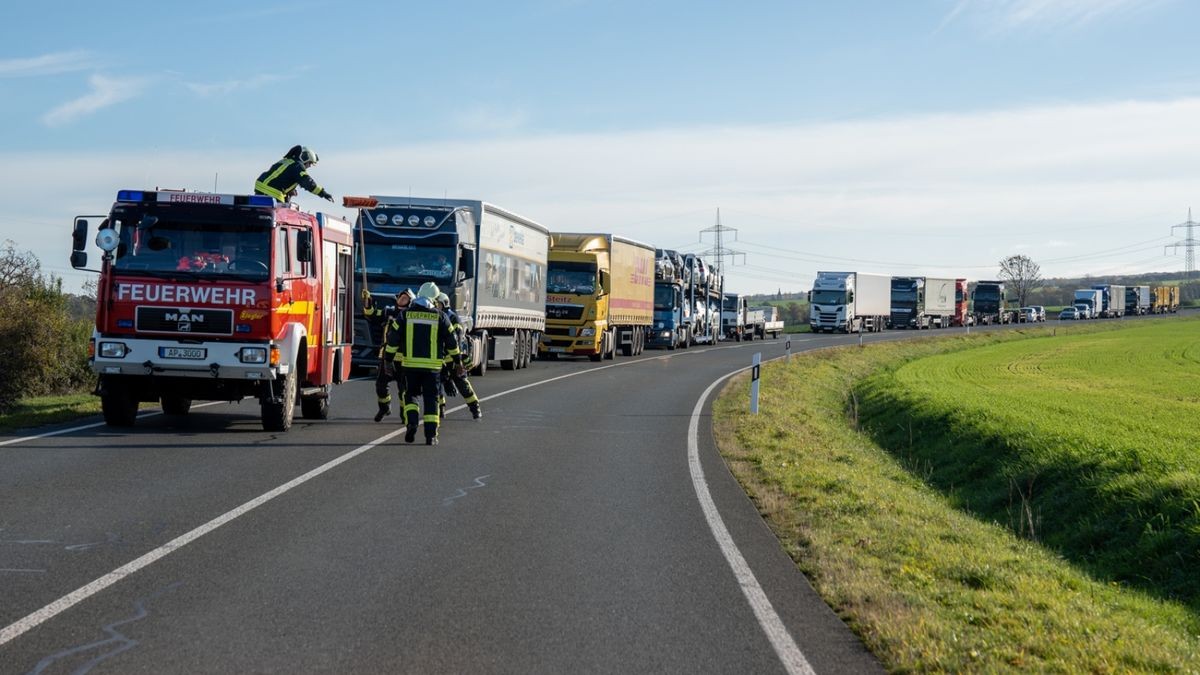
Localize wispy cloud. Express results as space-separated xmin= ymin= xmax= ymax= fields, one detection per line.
xmin=186 ymin=74 xmax=289 ymax=97
xmin=41 ymin=75 xmax=148 ymax=127
xmin=942 ymin=0 xmax=1167 ymax=31
xmin=0 ymin=51 xmax=93 ymax=78
xmin=452 ymin=105 xmax=531 ymax=134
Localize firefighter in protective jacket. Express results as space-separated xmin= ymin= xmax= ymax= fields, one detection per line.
xmin=435 ymin=291 xmax=481 ymax=420
xmin=254 ymin=145 xmax=334 ymax=203
xmin=384 ymin=283 xmax=462 ymax=445
xmin=365 ymin=288 xmax=413 ymax=422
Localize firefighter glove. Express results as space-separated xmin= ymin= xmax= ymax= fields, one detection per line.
xmin=320 ymin=189 xmax=334 ymax=202
xmin=361 ymin=288 xmax=372 ymax=304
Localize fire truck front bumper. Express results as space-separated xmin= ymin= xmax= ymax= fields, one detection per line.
xmin=91 ymin=337 xmax=287 ymax=381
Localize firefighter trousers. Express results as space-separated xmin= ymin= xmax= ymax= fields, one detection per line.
xmin=375 ymin=358 xmax=404 ymax=405
xmin=402 ymin=369 xmax=441 ymax=440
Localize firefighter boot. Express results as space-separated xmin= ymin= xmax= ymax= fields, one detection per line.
xmin=469 ymin=402 xmax=482 ymax=420
xmin=374 ymin=401 xmax=391 ymax=422
xmin=405 ymin=425 xmax=417 ymax=443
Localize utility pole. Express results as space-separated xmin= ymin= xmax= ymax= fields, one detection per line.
xmin=697 ymin=208 xmax=745 ymax=284
xmin=1165 ymin=209 xmax=1198 ymax=282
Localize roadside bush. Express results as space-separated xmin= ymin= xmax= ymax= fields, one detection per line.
xmin=0 ymin=241 xmax=93 ymax=412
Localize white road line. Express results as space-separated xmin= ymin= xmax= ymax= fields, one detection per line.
xmin=0 ymin=338 xmax=810 ymax=649
xmin=0 ymin=401 xmax=228 ymax=448
xmin=688 ymin=367 xmax=816 ymax=675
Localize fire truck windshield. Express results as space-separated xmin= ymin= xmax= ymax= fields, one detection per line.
xmin=357 ymin=244 xmax=455 ymax=282
xmin=110 ymin=217 xmax=271 ymax=280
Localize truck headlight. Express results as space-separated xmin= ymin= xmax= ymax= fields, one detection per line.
xmin=99 ymin=342 xmax=128 ymax=358
xmin=239 ymin=347 xmax=268 ymax=364
xmin=579 ymin=328 xmax=595 ymax=337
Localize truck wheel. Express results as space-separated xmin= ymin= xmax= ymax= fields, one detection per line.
xmin=101 ymin=380 xmax=139 ymax=427
xmin=160 ymin=396 xmax=192 ymax=416
xmin=261 ymin=365 xmax=297 ymax=432
xmin=604 ymin=330 xmax=616 ymax=360
xmin=300 ymin=390 xmax=330 ymax=420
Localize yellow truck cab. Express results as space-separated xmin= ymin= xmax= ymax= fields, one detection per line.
xmin=540 ymin=233 xmax=655 ymax=361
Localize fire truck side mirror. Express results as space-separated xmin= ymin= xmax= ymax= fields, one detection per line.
xmin=70 ymin=250 xmax=88 ymax=269
xmin=72 ymin=219 xmax=89 ymax=252
xmin=296 ymin=230 xmax=313 ymax=263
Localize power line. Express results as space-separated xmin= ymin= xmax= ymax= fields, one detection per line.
xmin=1165 ymin=209 xmax=1198 ymax=282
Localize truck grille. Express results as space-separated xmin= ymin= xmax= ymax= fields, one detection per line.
xmin=546 ymin=305 xmax=583 ymax=321
xmin=136 ymin=307 xmax=233 ymax=336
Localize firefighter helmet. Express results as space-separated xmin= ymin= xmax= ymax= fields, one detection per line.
xmin=299 ymin=147 xmax=318 ymax=167
xmin=418 ymin=282 xmax=440 ymax=301
xmin=412 ymin=296 xmax=435 ymax=310
xmin=435 ymin=292 xmax=450 ymax=308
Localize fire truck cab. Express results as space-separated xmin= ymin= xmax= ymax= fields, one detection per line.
xmin=70 ymin=189 xmax=355 ymax=431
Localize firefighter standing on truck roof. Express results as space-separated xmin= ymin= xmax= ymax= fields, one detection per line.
xmin=365 ymin=288 xmax=414 ymax=422
xmin=385 ymin=282 xmax=462 ymax=445
xmin=435 ymin=291 xmax=482 ymax=420
xmin=254 ymin=145 xmax=334 ymax=203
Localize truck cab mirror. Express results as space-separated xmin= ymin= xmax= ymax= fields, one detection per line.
xmin=70 ymin=250 xmax=88 ymax=269
xmin=459 ymin=249 xmax=476 ymax=280
xmin=136 ymin=215 xmax=158 ymax=230
xmin=72 ymin=219 xmax=89 ymax=251
xmin=598 ymin=270 xmax=611 ymax=295
xmin=296 ymin=230 xmax=313 ymax=263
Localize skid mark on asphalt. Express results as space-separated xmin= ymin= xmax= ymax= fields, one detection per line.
xmin=26 ymin=581 xmax=183 ymax=675
xmin=442 ymin=475 xmax=491 ymax=507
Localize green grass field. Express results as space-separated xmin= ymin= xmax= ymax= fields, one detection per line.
xmin=713 ymin=319 xmax=1200 ymax=671
xmin=858 ymin=319 xmax=1200 ymax=607
xmin=0 ymin=392 xmax=100 ymax=433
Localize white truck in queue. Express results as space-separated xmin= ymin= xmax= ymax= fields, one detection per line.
xmin=809 ymin=271 xmax=891 ymax=333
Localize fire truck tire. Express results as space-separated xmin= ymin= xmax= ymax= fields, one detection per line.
xmin=261 ymin=366 xmax=297 ymax=432
xmin=101 ymin=381 xmax=138 ymax=427
xmin=301 ymin=393 xmax=330 ymax=420
xmin=161 ymin=396 xmax=192 ymax=416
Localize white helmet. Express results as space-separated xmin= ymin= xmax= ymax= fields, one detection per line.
xmin=299 ymin=147 xmax=318 ymax=167
xmin=435 ymin=291 xmax=450 ymax=308
xmin=418 ymin=282 xmax=440 ymax=301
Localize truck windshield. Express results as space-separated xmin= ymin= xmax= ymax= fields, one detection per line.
xmin=722 ymin=296 xmax=739 ymax=311
xmin=892 ymin=290 xmax=918 ymax=307
xmin=975 ymin=287 xmax=1000 ymax=301
xmin=111 ymin=218 xmax=270 ymax=280
xmin=358 ymin=244 xmax=455 ymax=282
xmin=810 ymin=290 xmax=845 ymax=305
xmin=654 ymin=285 xmax=678 ymax=310
xmin=547 ymin=261 xmax=596 ymax=295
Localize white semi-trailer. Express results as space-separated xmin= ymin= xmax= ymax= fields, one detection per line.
xmin=809 ymin=271 xmax=891 ymax=333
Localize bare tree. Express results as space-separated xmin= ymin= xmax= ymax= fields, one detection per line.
xmin=998 ymin=254 xmax=1043 ymax=307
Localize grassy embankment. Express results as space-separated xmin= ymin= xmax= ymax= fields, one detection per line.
xmin=0 ymin=393 xmax=100 ymax=434
xmin=713 ymin=318 xmax=1200 ymax=672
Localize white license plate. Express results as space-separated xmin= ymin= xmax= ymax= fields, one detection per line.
xmin=159 ymin=346 xmax=207 ymax=360
xmin=547 ymin=346 xmax=566 ymax=353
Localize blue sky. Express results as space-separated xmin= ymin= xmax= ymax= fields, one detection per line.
xmin=4 ymin=0 xmax=1200 ymax=294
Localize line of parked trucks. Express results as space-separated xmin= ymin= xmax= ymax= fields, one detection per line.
xmin=808 ymin=273 xmax=1180 ymax=333
xmin=71 ymin=189 xmax=773 ymax=430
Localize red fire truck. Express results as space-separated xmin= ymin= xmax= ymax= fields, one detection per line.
xmin=70 ymin=189 xmax=355 ymax=431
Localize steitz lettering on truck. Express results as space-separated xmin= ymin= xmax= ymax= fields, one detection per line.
xmin=70 ymin=189 xmax=356 ymax=431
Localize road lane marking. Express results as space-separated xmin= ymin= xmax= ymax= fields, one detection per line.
xmin=689 ymin=368 xmax=816 ymax=675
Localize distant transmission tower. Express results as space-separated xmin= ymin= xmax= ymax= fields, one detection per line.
xmin=697 ymin=208 xmax=745 ymax=282
xmin=1165 ymin=209 xmax=1198 ymax=282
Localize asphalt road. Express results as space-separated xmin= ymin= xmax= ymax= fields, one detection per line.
xmin=0 ymin=315 xmax=1179 ymax=674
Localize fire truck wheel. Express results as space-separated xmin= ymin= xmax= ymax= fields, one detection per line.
xmin=261 ymin=366 xmax=297 ymax=432
xmin=161 ymin=396 xmax=192 ymax=416
xmin=101 ymin=381 xmax=138 ymax=427
xmin=301 ymin=392 xmax=330 ymax=420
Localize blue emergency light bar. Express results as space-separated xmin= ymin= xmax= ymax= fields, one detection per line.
xmin=115 ymin=190 xmax=276 ymax=207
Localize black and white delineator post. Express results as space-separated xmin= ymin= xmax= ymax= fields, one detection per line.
xmin=750 ymin=352 xmax=762 ymax=414
xmin=785 ymin=337 xmax=792 ymax=363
